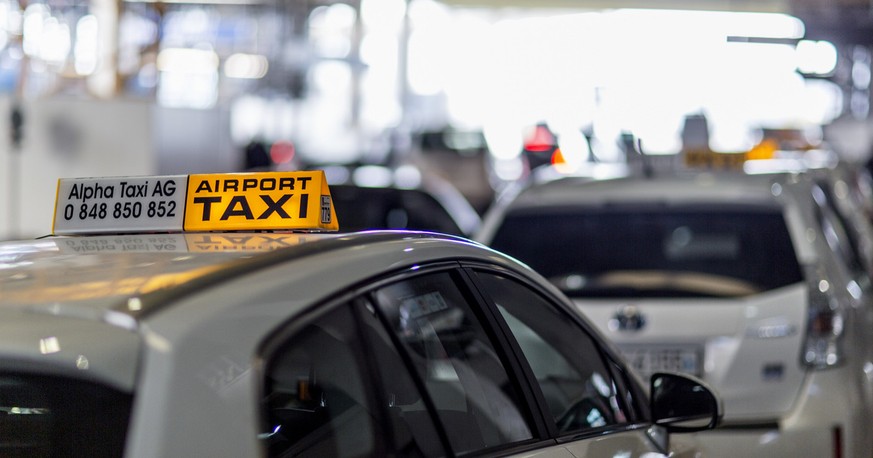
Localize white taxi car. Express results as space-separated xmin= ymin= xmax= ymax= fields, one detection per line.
xmin=477 ymin=167 xmax=873 ymax=457
xmin=0 ymin=171 xmax=720 ymax=457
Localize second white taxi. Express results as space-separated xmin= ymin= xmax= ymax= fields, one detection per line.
xmin=478 ymin=167 xmax=873 ymax=457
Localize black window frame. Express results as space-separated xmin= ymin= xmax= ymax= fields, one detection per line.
xmin=461 ymin=262 xmax=652 ymax=441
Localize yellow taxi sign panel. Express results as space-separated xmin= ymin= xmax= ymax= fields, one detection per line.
xmin=184 ymin=171 xmax=339 ymax=232
xmin=683 ymin=149 xmax=747 ymax=171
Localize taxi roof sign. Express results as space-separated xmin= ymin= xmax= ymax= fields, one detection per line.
xmin=53 ymin=171 xmax=339 ymax=235
xmin=184 ymin=171 xmax=337 ymax=232
xmin=682 ymin=149 xmax=747 ymax=171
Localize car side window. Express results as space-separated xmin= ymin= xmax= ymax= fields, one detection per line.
xmin=473 ymin=271 xmax=630 ymax=435
xmin=0 ymin=373 xmax=132 ymax=457
xmin=356 ymin=298 xmax=447 ymax=457
xmin=812 ymin=182 xmax=867 ymax=280
xmin=261 ymin=305 xmax=377 ymax=457
xmin=373 ymin=270 xmax=534 ymax=455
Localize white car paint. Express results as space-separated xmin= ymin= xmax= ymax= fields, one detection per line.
xmin=0 ymin=230 xmax=715 ymax=457
xmin=478 ymin=169 xmax=873 ymax=457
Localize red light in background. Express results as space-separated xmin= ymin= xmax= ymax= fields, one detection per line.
xmin=524 ymin=124 xmax=556 ymax=152
xmin=270 ymin=141 xmax=295 ymax=164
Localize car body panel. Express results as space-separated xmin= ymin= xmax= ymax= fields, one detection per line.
xmin=2 ymin=228 xmax=711 ymax=457
xmin=694 ymin=366 xmax=867 ymax=457
xmin=579 ymin=283 xmax=808 ymax=419
xmin=0 ymin=233 xmax=334 ymax=309
xmin=125 ymin=234 xmax=546 ymax=457
xmin=562 ymin=428 xmax=668 ymax=458
xmin=0 ymin=309 xmax=139 ymax=391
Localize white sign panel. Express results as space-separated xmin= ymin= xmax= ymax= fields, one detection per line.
xmin=53 ymin=176 xmax=188 ymax=234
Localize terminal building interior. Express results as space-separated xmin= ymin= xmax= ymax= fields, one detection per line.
xmin=6 ymin=2 xmax=873 ymax=457
xmin=1 ymin=0 xmax=872 ymax=238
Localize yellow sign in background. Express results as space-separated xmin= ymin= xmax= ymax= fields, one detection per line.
xmin=183 ymin=171 xmax=339 ymax=232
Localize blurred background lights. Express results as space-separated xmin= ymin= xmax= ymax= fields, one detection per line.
xmin=796 ymin=40 xmax=838 ymax=75
xmin=353 ymin=165 xmax=394 ymax=188
xmin=157 ymin=47 xmax=219 ymax=74
xmin=224 ymin=53 xmax=269 ymax=79
xmin=361 ymin=0 xmax=405 ymax=30
xmin=74 ymin=15 xmax=99 ymax=75
xmin=269 ymin=140 xmax=295 ymax=164
xmin=0 ymin=2 xmax=9 ymax=50
xmin=0 ymin=0 xmax=852 ymax=177
xmin=724 ymin=11 xmax=804 ymax=39
xmin=309 ymin=3 xmax=356 ymax=58
xmin=22 ymin=4 xmax=49 ymax=58
xmin=555 ymin=130 xmax=588 ymax=169
xmin=40 ymin=17 xmax=70 ymax=65
xmin=5 ymin=1 xmax=21 ymax=36
xmin=39 ymin=336 xmax=60 ymax=354
xmin=394 ymin=164 xmax=423 ymax=189
xmin=157 ymin=47 xmax=219 ymax=108
xmin=418 ymin=8 xmax=842 ymax=157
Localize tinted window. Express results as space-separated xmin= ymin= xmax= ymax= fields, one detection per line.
xmin=474 ymin=272 xmax=632 ymax=434
xmin=812 ymin=181 xmax=867 ymax=279
xmin=0 ymin=373 xmax=132 ymax=457
xmin=331 ymin=185 xmax=464 ymax=235
xmin=490 ymin=204 xmax=803 ymax=298
xmin=262 ymin=306 xmax=376 ymax=457
xmin=374 ymin=271 xmax=534 ymax=454
xmin=357 ymin=299 xmax=446 ymax=457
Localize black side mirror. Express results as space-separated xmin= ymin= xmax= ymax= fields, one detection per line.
xmin=650 ymin=371 xmax=722 ymax=433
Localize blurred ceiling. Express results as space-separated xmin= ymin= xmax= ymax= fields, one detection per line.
xmin=440 ymin=0 xmax=873 ymax=46
xmin=440 ymin=0 xmax=789 ymax=12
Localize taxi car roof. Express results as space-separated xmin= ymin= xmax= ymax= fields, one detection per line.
xmin=0 ymin=230 xmax=505 ymax=393
xmin=0 ymin=231 xmax=473 ymax=325
xmin=509 ymin=172 xmax=785 ymax=208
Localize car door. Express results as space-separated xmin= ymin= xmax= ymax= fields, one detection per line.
xmin=464 ymin=265 xmax=673 ymax=457
xmin=259 ymin=263 xmax=576 ymax=457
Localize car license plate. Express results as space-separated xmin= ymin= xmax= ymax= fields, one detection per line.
xmin=619 ymin=345 xmax=702 ymax=380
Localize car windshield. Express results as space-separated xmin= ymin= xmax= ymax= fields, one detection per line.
xmin=489 ymin=204 xmax=803 ymax=298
